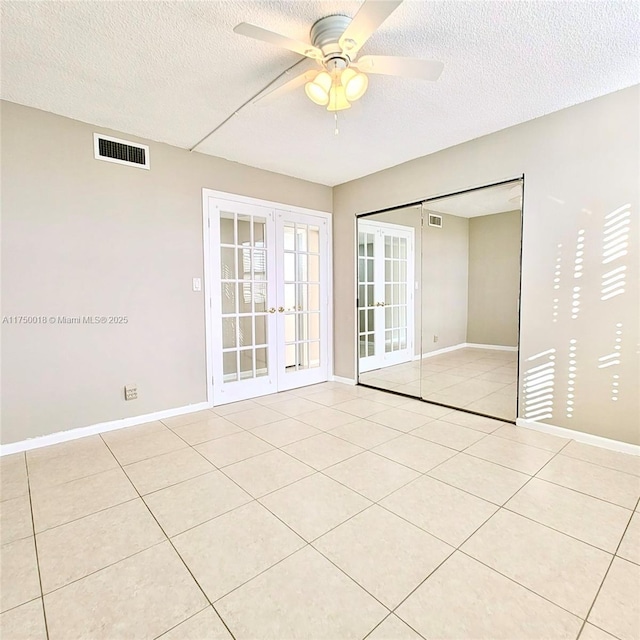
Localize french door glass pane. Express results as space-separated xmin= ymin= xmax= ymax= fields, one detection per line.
xmin=239 ymin=316 xmax=253 ymax=347
xmin=284 ymin=222 xmax=321 ymax=372
xmin=254 ymin=283 xmax=267 ymax=312
xmin=223 ymin=352 xmax=237 ymax=380
xmin=308 ymin=226 xmax=320 ymax=253
xmin=358 ymin=230 xmax=377 ymax=360
xmin=255 ymin=316 xmax=267 ymax=345
xmin=221 ymin=247 xmax=236 ymax=279
xmin=239 ymin=350 xmax=253 ymax=379
xmin=383 ymin=234 xmax=409 ymax=354
xmin=308 ymin=284 xmax=320 ymax=311
xmin=239 ymin=283 xmax=252 ymax=313
xmin=222 ymin=282 xmax=236 ymax=314
xmin=222 ymin=318 xmax=236 ymax=349
xmin=220 ymin=209 xmax=269 ymax=384
xmin=220 ymin=214 xmax=235 ymax=244
xmin=255 ymin=348 xmax=268 ymax=376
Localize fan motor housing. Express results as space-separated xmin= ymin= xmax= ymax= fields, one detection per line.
xmin=310 ymin=15 xmax=352 ymax=60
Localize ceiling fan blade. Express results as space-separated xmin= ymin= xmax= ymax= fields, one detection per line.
xmin=356 ymin=55 xmax=444 ymax=80
xmin=234 ymin=23 xmax=323 ymax=60
xmin=339 ymin=1 xmax=403 ymax=57
xmin=253 ymin=66 xmax=319 ymax=106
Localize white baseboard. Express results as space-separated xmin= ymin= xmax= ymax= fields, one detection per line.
xmin=0 ymin=401 xmax=212 ymax=456
xmin=466 ymin=343 xmax=518 ymax=352
xmin=332 ymin=375 xmax=356 ymax=386
xmin=415 ymin=342 xmax=518 ymax=360
xmin=516 ymin=418 xmax=640 ymax=456
xmin=414 ymin=343 xmax=467 ymax=360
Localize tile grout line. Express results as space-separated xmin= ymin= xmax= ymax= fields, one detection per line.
xmin=116 ymin=390 xmax=632 ymax=582
xmin=361 ymin=611 xmax=427 ymax=640
xmin=38 ymin=539 xmax=167 ymax=598
xmin=32 ymin=496 xmax=141 ymax=537
xmin=98 ymin=433 xmax=239 ymax=640
xmin=7 ymin=382 xmax=636 ymax=639
xmin=204 ymin=424 xmax=463 ymax=622
xmin=387 ymin=439 xmax=588 ymax=626
xmin=144 ymin=420 xmax=362 ymax=635
xmin=574 ymin=494 xmax=640 ymax=640
xmin=455 ymin=548 xmax=588 ymax=623
xmin=151 ymin=604 xmax=211 ymax=640
xmin=449 ymin=439 xmax=635 ymax=628
xmin=159 ymin=401 xmax=460 ymax=624
xmin=416 ymin=436 xmax=640 ymax=512
xmin=22 ymin=451 xmax=51 ymax=640
xmin=173 ymin=402 xmax=429 ymax=626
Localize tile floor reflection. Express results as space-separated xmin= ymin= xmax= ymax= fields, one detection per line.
xmin=360 ymin=347 xmax=518 ymax=421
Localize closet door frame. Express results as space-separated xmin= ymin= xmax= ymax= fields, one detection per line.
xmin=202 ymin=189 xmax=333 ymax=406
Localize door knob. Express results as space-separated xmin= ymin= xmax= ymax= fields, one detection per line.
xmin=376 ymin=301 xmax=386 ymax=307
xmin=268 ymin=308 xmax=276 ymax=313
xmin=278 ymin=307 xmax=285 ymax=313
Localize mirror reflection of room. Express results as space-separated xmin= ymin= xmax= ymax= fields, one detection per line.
xmin=358 ymin=179 xmax=523 ymax=423
xmin=420 ymin=180 xmax=522 ymax=421
xmin=358 ymin=206 xmax=421 ymax=395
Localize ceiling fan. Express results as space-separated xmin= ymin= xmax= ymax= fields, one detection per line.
xmin=234 ymin=0 xmax=444 ymax=111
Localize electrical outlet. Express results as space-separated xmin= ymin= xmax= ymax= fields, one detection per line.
xmin=433 ymin=335 xmax=439 ymax=343
xmin=124 ymin=384 xmax=138 ymax=401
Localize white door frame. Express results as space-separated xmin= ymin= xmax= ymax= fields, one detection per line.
xmin=202 ymin=189 xmax=333 ymax=406
xmin=356 ymin=219 xmax=416 ymax=374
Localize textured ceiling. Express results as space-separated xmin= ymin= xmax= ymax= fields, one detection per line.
xmin=427 ymin=181 xmax=521 ymax=218
xmin=1 ymin=1 xmax=638 ymax=186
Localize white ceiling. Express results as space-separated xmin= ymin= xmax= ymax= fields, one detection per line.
xmin=426 ymin=181 xmax=521 ymax=218
xmin=1 ymin=1 xmax=638 ymax=186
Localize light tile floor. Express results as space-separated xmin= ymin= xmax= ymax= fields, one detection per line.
xmin=1 ymin=381 xmax=639 ymax=640
xmin=360 ymin=347 xmax=518 ymax=421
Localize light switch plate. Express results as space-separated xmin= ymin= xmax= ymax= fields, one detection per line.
xmin=192 ymin=277 xmax=202 ymax=292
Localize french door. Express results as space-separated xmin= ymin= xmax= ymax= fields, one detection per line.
xmin=358 ymin=221 xmax=414 ymax=373
xmin=208 ymin=196 xmax=330 ymax=404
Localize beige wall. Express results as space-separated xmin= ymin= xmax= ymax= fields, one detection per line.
xmin=1 ymin=100 xmax=331 ymax=445
xmin=3 ymin=87 xmax=639 ymax=447
xmin=421 ymin=212 xmax=469 ymax=353
xmin=333 ymin=85 xmax=639 ymax=445
xmin=467 ymin=210 xmax=521 ymax=347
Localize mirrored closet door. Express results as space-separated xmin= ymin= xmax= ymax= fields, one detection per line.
xmin=357 ymin=180 xmax=523 ymax=422
xmin=419 ymin=180 xmax=523 ymax=421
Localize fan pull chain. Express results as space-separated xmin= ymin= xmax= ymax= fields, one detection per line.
xmin=334 ymin=111 xmax=339 ymax=136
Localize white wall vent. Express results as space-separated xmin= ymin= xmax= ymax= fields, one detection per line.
xmin=428 ymin=214 xmax=443 ymax=228
xmin=93 ymin=133 xmax=150 ymax=170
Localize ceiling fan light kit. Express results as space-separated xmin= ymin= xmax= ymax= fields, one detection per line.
xmin=234 ymin=0 xmax=443 ymax=114
xmin=304 ymin=64 xmax=369 ymax=111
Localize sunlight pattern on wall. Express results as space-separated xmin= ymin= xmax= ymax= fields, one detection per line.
xmin=523 ymin=348 xmax=556 ymax=421
xmin=570 ymin=230 xmax=584 ymax=320
xmin=597 ymin=322 xmax=623 ymax=402
xmin=598 ymin=324 xmax=622 ymax=370
xmin=601 ymin=265 xmax=627 ymax=301
xmin=552 ymin=244 xmax=562 ymax=323
xmin=573 ymin=229 xmax=585 ymax=279
xmin=602 ymin=204 xmax=630 ymax=265
xmin=566 ymin=339 xmax=577 ymax=419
